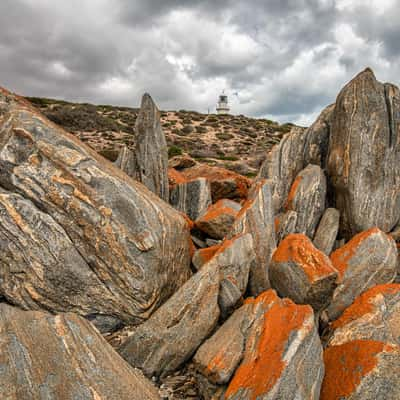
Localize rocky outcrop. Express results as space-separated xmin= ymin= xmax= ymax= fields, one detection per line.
xmin=327 ymin=284 xmax=400 ymax=346
xmin=275 ymin=210 xmax=298 ymax=244
xmin=229 ymin=180 xmax=276 ymax=295
xmin=225 ymin=297 xmax=324 ymax=400
xmin=313 ymin=208 xmax=340 ymax=255
xmin=119 ymin=262 xmax=220 ymax=378
xmin=114 ymin=145 xmax=136 ymax=177
xmin=196 ymin=199 xmax=241 ymax=240
xmin=132 ymin=93 xmax=169 ymax=201
xmin=321 ymin=340 xmax=400 ymax=399
xmin=270 ymin=234 xmax=338 ymax=311
xmin=0 ymin=88 xmax=192 ymax=332
xmin=0 ymin=304 xmax=160 ymax=400
xmin=325 ymin=228 xmax=398 ymax=321
xmin=285 ymin=164 xmax=327 ymax=238
xmin=170 ymin=177 xmax=212 ymax=221
xmin=181 ymin=164 xmax=251 ymax=202
xmin=327 ymin=68 xmax=400 ymax=238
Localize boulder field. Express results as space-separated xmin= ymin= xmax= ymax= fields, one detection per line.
xmin=0 ymin=68 xmax=399 ymax=399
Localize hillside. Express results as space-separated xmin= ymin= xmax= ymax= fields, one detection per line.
xmin=26 ymin=96 xmax=301 ymax=177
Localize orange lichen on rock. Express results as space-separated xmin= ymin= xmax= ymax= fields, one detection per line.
xmin=272 ymin=234 xmax=337 ymax=282
xmin=320 ymin=340 xmax=396 ymax=399
xmin=198 ymin=200 xmax=239 ymax=223
xmin=330 ymin=227 xmax=381 ymax=279
xmin=195 ymin=245 xmax=222 ymax=265
xmin=285 ymin=175 xmax=303 ymax=210
xmin=168 ymin=168 xmax=187 ymax=187
xmin=331 ymin=284 xmax=400 ymax=330
xmin=225 ymin=298 xmax=313 ymax=399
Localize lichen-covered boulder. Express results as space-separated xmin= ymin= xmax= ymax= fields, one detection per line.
xmin=327 ymin=68 xmax=400 ymax=238
xmin=270 ymin=234 xmax=338 ymax=311
xmin=170 ymin=177 xmax=212 ymax=221
xmin=313 ymin=208 xmax=340 ymax=255
xmin=225 ymin=297 xmax=324 ymax=400
xmin=284 ymin=164 xmax=327 ymax=238
xmin=0 ymin=304 xmax=160 ymax=400
xmin=192 ymin=244 xmax=221 ymax=271
xmin=229 ymin=180 xmax=276 ymax=296
xmin=196 ymin=199 xmax=241 ymax=240
xmin=321 ymin=340 xmax=400 ymax=400
xmin=119 ymin=262 xmax=220 ymax=378
xmin=327 ymin=284 xmax=400 ymax=346
xmin=132 ymin=93 xmax=169 ymax=201
xmin=0 ymin=88 xmax=192 ymax=332
xmin=325 ymin=228 xmax=398 ymax=321
xmin=193 ymin=290 xmax=280 ymax=385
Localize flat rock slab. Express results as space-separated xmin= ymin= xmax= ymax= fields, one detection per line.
xmin=321 ymin=340 xmax=400 ymax=400
xmin=229 ymin=180 xmax=276 ymax=296
xmin=196 ymin=199 xmax=241 ymax=240
xmin=0 ymin=304 xmax=160 ymax=400
xmin=119 ymin=262 xmax=220 ymax=378
xmin=0 ymin=88 xmax=191 ymax=332
xmin=313 ymin=208 xmax=340 ymax=255
xmin=327 ymin=283 xmax=400 ymax=346
xmin=270 ymin=234 xmax=338 ymax=311
xmin=225 ymin=297 xmax=324 ymax=400
xmin=325 ymin=228 xmax=398 ymax=321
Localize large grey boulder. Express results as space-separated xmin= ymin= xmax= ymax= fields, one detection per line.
xmin=313 ymin=208 xmax=340 ymax=255
xmin=327 ymin=68 xmax=400 ymax=238
xmin=0 ymin=88 xmax=191 ymax=332
xmin=0 ymin=304 xmax=160 ymax=400
xmin=132 ymin=93 xmax=169 ymax=201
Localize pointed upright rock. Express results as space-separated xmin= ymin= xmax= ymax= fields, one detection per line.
xmin=133 ymin=93 xmax=169 ymax=201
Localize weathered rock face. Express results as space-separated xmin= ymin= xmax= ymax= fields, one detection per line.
xmin=119 ymin=262 xmax=220 ymax=378
xmin=196 ymin=199 xmax=241 ymax=240
xmin=225 ymin=297 xmax=324 ymax=400
xmin=170 ymin=177 xmax=212 ymax=221
xmin=132 ymin=93 xmax=169 ymax=201
xmin=180 ymin=164 xmax=251 ymax=202
xmin=275 ymin=210 xmax=297 ymax=244
xmin=0 ymin=88 xmax=192 ymax=332
xmin=321 ymin=340 xmax=400 ymax=400
xmin=114 ymin=145 xmax=136 ymax=177
xmin=192 ymin=244 xmax=221 ymax=271
xmin=270 ymin=234 xmax=338 ymax=311
xmin=313 ymin=208 xmax=340 ymax=255
xmin=285 ymin=164 xmax=327 ymax=238
xmin=327 ymin=284 xmax=400 ymax=346
xmin=325 ymin=228 xmax=398 ymax=321
xmin=0 ymin=304 xmax=160 ymax=400
xmin=327 ymin=68 xmax=400 ymax=238
xmin=193 ymin=290 xmax=280 ymax=385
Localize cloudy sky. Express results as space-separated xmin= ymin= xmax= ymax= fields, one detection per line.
xmin=1 ymin=0 xmax=399 ymax=125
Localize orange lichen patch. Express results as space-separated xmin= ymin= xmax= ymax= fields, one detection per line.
xmin=320 ymin=340 xmax=396 ymax=399
xmin=330 ymin=227 xmax=381 ymax=279
xmin=272 ymin=234 xmax=337 ymax=283
xmin=274 ymin=216 xmax=281 ymax=234
xmin=198 ymin=200 xmax=239 ymax=223
xmin=243 ymin=289 xmax=280 ymax=307
xmin=285 ymin=175 xmax=302 ymax=210
xmin=207 ymin=349 xmax=229 ymax=373
xmin=168 ymin=168 xmax=187 ymax=187
xmin=331 ymin=284 xmax=400 ymax=329
xmin=225 ymin=298 xmax=312 ymax=400
xmin=196 ymin=245 xmax=222 ymax=265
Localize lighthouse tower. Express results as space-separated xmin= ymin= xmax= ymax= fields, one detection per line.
xmin=216 ymin=92 xmax=230 ymax=114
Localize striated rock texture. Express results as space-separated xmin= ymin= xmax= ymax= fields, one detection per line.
xmin=192 ymin=244 xmax=221 ymax=271
xmin=225 ymin=297 xmax=324 ymax=400
xmin=327 ymin=68 xmax=400 ymax=238
xmin=285 ymin=164 xmax=327 ymax=238
xmin=321 ymin=340 xmax=400 ymax=400
xmin=196 ymin=199 xmax=241 ymax=240
xmin=270 ymin=234 xmax=338 ymax=311
xmin=114 ymin=145 xmax=136 ymax=178
xmin=275 ymin=210 xmax=297 ymax=244
xmin=0 ymin=304 xmax=160 ymax=400
xmin=169 ymin=177 xmax=212 ymax=221
xmin=229 ymin=180 xmax=276 ymax=296
xmin=313 ymin=208 xmax=340 ymax=255
xmin=193 ymin=290 xmax=280 ymax=385
xmin=325 ymin=228 xmax=398 ymax=321
xmin=327 ymin=284 xmax=400 ymax=346
xmin=0 ymin=88 xmax=191 ymax=332
xmin=132 ymin=93 xmax=169 ymax=201
xmin=119 ymin=262 xmax=220 ymax=378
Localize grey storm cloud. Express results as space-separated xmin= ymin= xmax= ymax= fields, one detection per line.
xmin=1 ymin=0 xmax=400 ymax=125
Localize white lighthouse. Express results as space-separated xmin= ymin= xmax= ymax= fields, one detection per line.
xmin=216 ymin=91 xmax=230 ymax=114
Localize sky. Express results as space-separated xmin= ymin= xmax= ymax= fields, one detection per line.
xmin=1 ymin=0 xmax=399 ymax=125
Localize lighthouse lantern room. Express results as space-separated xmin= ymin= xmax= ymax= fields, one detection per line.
xmin=216 ymin=92 xmax=230 ymax=114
